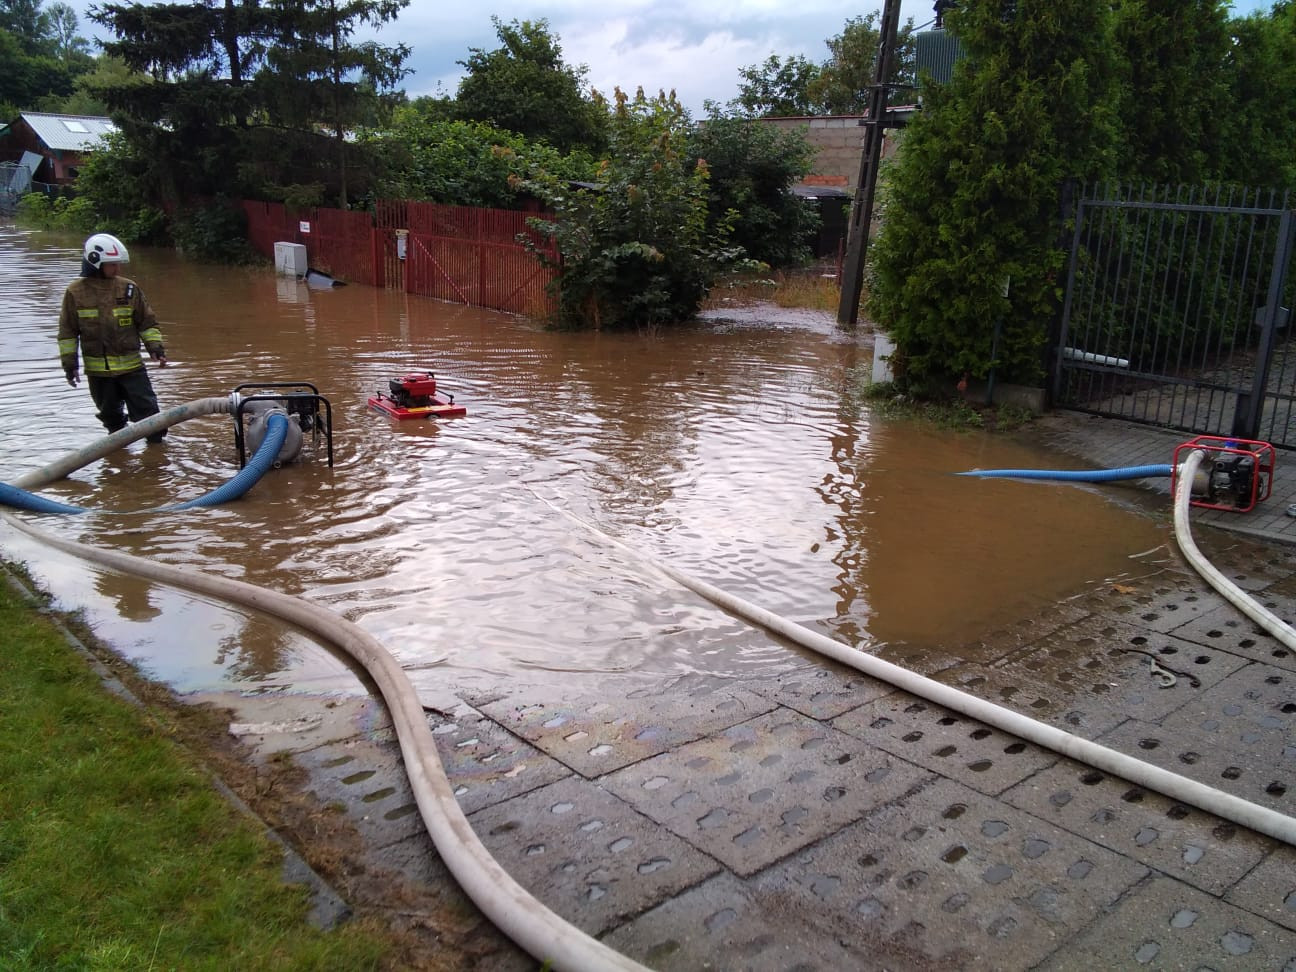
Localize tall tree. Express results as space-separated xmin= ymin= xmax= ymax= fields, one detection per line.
xmin=262 ymin=0 xmax=411 ymax=207
xmin=91 ymin=0 xmax=407 ymax=208
xmin=454 ymin=17 xmax=606 ymax=152
xmin=0 ymin=0 xmax=92 ymax=113
xmin=730 ymin=54 xmax=820 ymax=116
xmin=2 ymin=0 xmax=53 ymax=53
xmin=46 ymin=2 xmax=89 ymax=59
xmin=1218 ymin=4 xmax=1296 ymax=189
xmin=808 ymin=13 xmax=917 ymax=114
xmin=1112 ymin=0 xmax=1231 ymax=184
xmin=867 ymin=0 xmax=1122 ymax=390
xmin=94 ymin=0 xmax=273 ymax=125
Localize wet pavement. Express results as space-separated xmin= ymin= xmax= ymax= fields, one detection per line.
xmin=214 ymin=412 xmax=1296 ymax=970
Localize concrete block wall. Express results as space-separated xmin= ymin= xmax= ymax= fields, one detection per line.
xmin=760 ymin=116 xmax=898 ymax=193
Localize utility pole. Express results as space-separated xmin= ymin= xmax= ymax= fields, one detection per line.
xmin=837 ymin=0 xmax=904 ymax=327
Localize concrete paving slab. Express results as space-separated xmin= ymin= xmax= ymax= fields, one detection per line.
xmin=601 ymin=872 xmax=875 ymax=972
xmin=1003 ymin=760 xmax=1275 ymax=895
xmin=739 ymin=664 xmax=892 ymax=721
xmin=426 ymin=708 xmax=571 ymax=816
xmin=467 ymin=675 xmax=777 ymax=777
xmin=1168 ymin=602 xmax=1296 ymax=671
xmin=931 ymin=616 xmax=1247 ymax=742
xmin=1071 ymin=568 xmax=1233 ymax=633
xmin=1002 ymin=616 xmax=1245 ymax=720
xmin=1194 ymin=536 xmax=1296 ymax=591
xmin=871 ymin=602 xmax=1091 ymax=677
xmin=467 ymin=775 xmax=722 ymax=937
xmin=831 ymin=692 xmax=1058 ymax=796
xmin=602 ymin=707 xmax=930 ymax=877
xmin=294 ymin=736 xmax=427 ymax=848
xmin=1097 ymin=663 xmax=1296 ymax=813
xmin=1225 ymin=846 xmax=1296 ymax=934
xmin=750 ymin=777 xmax=1148 ymax=970
xmin=1036 ymin=875 xmax=1296 ymax=970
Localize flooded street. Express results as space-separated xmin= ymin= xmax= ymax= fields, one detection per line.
xmin=0 ymin=224 xmax=1172 ymax=703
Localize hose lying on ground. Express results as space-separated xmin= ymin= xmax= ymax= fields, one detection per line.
xmin=530 ymin=490 xmax=1296 ymax=848
xmin=0 ymin=414 xmax=289 ymax=515
xmin=1173 ymin=449 xmax=1296 ymax=652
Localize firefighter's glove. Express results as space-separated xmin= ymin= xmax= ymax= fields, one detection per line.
xmin=64 ymin=367 xmax=79 ymax=387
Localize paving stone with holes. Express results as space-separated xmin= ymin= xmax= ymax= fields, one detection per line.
xmin=934 ymin=619 xmax=1246 ymax=740
xmin=1192 ymin=539 xmax=1295 ymax=592
xmin=871 ymin=604 xmax=1092 ymax=681
xmin=467 ymin=775 xmax=721 ymax=937
xmin=1036 ymin=875 xmax=1296 ymax=970
xmin=1074 ymin=570 xmax=1232 ymax=633
xmin=466 ymin=677 xmax=777 ymax=777
xmin=739 ymin=665 xmax=891 ymax=721
xmin=873 ymin=641 xmax=967 ymax=677
xmin=601 ymin=872 xmax=888 ymax=971
xmin=832 ymin=692 xmax=1056 ymax=796
xmin=601 ymin=707 xmax=930 ymax=876
xmin=1003 ymin=761 xmax=1275 ymax=895
xmin=1166 ymin=603 xmax=1296 ymax=671
xmin=1099 ymin=662 xmax=1295 ymax=805
xmin=749 ymin=777 xmax=1148 ymax=970
xmin=294 ymin=738 xmax=428 ymax=847
xmin=1225 ymin=846 xmax=1296 ymax=934
xmin=426 ymin=709 xmax=570 ymax=815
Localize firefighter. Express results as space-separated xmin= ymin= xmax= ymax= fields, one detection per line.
xmin=59 ymin=233 xmax=169 ymax=441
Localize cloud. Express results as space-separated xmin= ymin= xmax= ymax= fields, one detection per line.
xmin=65 ymin=0 xmax=1277 ymax=118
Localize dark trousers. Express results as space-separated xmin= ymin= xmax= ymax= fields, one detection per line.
xmin=87 ymin=369 xmax=164 ymax=440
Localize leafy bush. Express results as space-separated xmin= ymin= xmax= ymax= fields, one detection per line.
xmin=170 ymin=201 xmax=259 ymax=264
xmin=14 ymin=191 xmax=98 ymax=233
xmin=686 ymin=112 xmax=819 ymax=269
xmin=362 ymin=110 xmax=595 ymax=208
xmin=520 ymin=88 xmax=753 ymax=330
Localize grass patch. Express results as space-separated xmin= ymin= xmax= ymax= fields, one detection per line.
xmin=862 ymin=381 xmax=1037 ymax=433
xmin=704 ymin=266 xmax=843 ymax=313
xmin=0 ymin=571 xmax=389 ymax=971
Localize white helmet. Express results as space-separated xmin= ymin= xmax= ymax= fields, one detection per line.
xmin=84 ymin=233 xmax=129 ymax=266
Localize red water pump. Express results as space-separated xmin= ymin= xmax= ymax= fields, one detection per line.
xmin=1172 ymin=436 xmax=1275 ymax=513
xmin=368 ymin=371 xmax=467 ymax=420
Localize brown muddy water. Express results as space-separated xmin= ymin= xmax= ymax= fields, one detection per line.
xmin=0 ymin=224 xmax=1172 ymax=705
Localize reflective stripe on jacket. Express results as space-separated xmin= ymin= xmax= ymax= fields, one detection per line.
xmin=58 ymin=275 xmax=164 ymax=376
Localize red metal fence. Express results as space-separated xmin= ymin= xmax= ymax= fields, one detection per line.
xmin=241 ymin=198 xmax=558 ymax=317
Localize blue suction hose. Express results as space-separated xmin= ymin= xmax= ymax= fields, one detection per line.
xmin=958 ymin=463 xmax=1173 ymax=482
xmin=0 ymin=413 xmax=289 ymax=515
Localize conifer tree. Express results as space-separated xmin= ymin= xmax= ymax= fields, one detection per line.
xmin=1113 ymin=0 xmax=1231 ymax=184
xmin=867 ymin=0 xmax=1121 ymax=390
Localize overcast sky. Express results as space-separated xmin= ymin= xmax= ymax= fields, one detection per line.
xmin=66 ymin=0 xmax=1277 ymax=117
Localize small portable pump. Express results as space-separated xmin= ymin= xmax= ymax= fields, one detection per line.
xmin=368 ymin=371 xmax=467 ymax=420
xmin=1172 ymin=436 xmax=1275 ymax=513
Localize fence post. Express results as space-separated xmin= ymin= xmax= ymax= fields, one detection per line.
xmin=371 ymin=225 xmax=385 ymax=289
xmin=1233 ymin=208 xmax=1296 ymax=439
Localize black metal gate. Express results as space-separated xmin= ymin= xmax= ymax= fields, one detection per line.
xmin=1053 ymin=182 xmax=1296 ymax=447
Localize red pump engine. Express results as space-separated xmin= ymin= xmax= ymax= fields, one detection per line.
xmin=368 ymin=371 xmax=467 ymax=420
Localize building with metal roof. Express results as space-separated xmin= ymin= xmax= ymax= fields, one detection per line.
xmin=0 ymin=112 xmax=117 ymax=188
